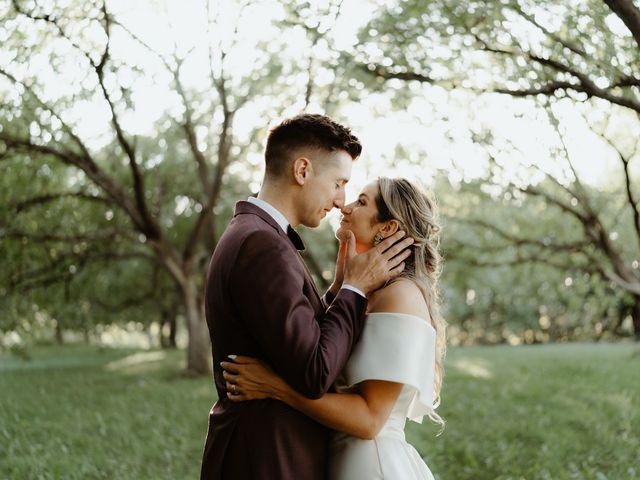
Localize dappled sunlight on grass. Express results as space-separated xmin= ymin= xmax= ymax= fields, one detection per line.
xmin=449 ymin=357 xmax=493 ymax=379
xmin=0 ymin=344 xmax=136 ymax=371
xmin=105 ymin=351 xmax=167 ymax=373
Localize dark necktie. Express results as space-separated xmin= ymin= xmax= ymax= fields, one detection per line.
xmin=287 ymin=225 xmax=305 ymax=251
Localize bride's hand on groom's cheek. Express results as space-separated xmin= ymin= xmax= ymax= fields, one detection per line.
xmin=330 ymin=232 xmax=349 ymax=295
xmin=221 ymin=356 xmax=279 ymax=402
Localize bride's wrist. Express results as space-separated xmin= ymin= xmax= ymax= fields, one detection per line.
xmin=268 ymin=379 xmax=284 ymax=401
xmin=272 ymin=381 xmax=292 ymax=404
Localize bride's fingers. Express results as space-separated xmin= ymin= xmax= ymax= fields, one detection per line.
xmin=227 ymin=392 xmax=249 ymax=402
xmin=227 ymin=383 xmax=258 ymax=403
xmin=220 ymin=361 xmax=240 ymax=373
xmin=222 ymin=370 xmax=239 ymax=384
xmin=231 ymin=355 xmax=257 ymax=364
xmin=226 ymin=381 xmax=247 ymax=394
xmin=226 ymin=388 xmax=244 ymax=400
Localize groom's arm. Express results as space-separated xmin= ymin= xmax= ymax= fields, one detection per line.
xmin=231 ymin=230 xmax=367 ymax=399
xmin=321 ymin=284 xmax=364 ymax=311
xmin=320 ymin=289 xmax=337 ymax=310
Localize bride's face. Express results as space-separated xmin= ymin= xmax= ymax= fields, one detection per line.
xmin=337 ymin=181 xmax=383 ymax=253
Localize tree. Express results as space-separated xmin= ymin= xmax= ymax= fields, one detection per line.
xmin=351 ymin=0 xmax=640 ymax=339
xmin=355 ymin=0 xmax=640 ymax=113
xmin=439 ymin=175 xmax=634 ymax=343
xmin=0 ymin=0 xmax=347 ymax=370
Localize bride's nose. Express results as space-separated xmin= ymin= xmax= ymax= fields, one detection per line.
xmin=341 ymin=202 xmax=353 ymax=215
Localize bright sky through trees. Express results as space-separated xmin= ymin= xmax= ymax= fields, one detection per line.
xmin=2 ymin=0 xmax=633 ymax=203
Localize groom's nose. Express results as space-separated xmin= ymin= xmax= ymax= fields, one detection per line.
xmin=333 ymin=190 xmax=345 ymax=209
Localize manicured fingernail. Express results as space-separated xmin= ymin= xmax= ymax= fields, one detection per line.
xmin=228 ymin=354 xmax=237 ymax=360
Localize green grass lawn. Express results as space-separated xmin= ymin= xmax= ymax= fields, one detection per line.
xmin=1 ymin=343 xmax=638 ymax=480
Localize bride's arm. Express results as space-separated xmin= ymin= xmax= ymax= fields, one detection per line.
xmin=279 ymin=378 xmax=402 ymax=440
xmin=222 ymin=356 xmax=402 ymax=440
xmin=222 ymin=280 xmax=424 ymax=440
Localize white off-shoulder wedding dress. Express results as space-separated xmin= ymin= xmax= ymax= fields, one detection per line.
xmin=328 ymin=312 xmax=437 ymax=480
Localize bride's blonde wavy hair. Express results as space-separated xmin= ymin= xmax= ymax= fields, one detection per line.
xmin=375 ymin=177 xmax=447 ymax=430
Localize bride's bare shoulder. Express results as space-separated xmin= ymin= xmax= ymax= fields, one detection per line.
xmin=367 ymin=278 xmax=430 ymax=320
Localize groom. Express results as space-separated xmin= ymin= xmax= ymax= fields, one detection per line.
xmin=200 ymin=114 xmax=412 ymax=479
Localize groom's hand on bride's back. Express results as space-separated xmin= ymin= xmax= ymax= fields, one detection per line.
xmin=343 ymin=230 xmax=413 ymax=295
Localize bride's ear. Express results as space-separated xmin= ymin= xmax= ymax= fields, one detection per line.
xmin=381 ymin=220 xmax=399 ymax=238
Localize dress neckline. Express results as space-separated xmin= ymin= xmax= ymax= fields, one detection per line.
xmin=365 ymin=311 xmax=436 ymax=335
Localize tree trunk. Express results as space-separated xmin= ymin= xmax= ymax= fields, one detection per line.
xmin=632 ymin=295 xmax=640 ymax=341
xmin=160 ymin=302 xmax=178 ymax=349
xmin=181 ymin=277 xmax=211 ymax=374
xmin=54 ymin=320 xmax=64 ymax=345
xmin=168 ymin=312 xmax=177 ymax=348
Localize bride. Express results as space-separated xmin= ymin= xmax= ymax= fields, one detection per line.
xmin=221 ymin=177 xmax=446 ymax=479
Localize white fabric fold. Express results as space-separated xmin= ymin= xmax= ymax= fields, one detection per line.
xmin=341 ymin=312 xmax=437 ymax=423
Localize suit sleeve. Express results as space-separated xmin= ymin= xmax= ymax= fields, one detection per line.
xmin=321 ymin=289 xmax=337 ymax=310
xmin=230 ymin=229 xmax=368 ymax=399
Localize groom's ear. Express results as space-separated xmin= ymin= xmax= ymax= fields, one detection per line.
xmin=292 ymin=157 xmax=312 ymax=185
xmin=381 ymin=220 xmax=400 ymax=238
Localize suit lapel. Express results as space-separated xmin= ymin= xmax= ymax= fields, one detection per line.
xmin=234 ymin=201 xmax=323 ymax=305
xmin=295 ymin=252 xmax=323 ymax=304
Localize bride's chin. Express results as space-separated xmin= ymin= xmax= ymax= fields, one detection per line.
xmin=335 ymin=228 xmax=373 ymax=252
xmin=335 ymin=226 xmax=349 ymax=241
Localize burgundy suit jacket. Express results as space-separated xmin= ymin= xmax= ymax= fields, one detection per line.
xmin=200 ymin=201 xmax=368 ymax=480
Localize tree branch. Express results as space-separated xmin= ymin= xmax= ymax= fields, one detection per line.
xmin=92 ymin=2 xmax=157 ymax=239
xmin=603 ymin=0 xmax=640 ymax=50
xmin=509 ymin=1 xmax=640 ymax=91
xmin=7 ymin=2 xmax=158 ymax=236
xmin=360 ymin=63 xmax=436 ymax=83
xmin=113 ymin=20 xmax=211 ymax=192
xmin=2 ymin=229 xmax=131 ymax=244
xmin=0 ymin=67 xmax=92 ymax=160
xmin=586 ymin=116 xmax=640 ymax=251
xmin=446 ymin=249 xmax=588 ymax=272
xmin=518 ymin=183 xmax=588 ymax=222
xmin=12 ymin=192 xmax=111 ymax=213
xmin=453 ymin=217 xmax=591 ymax=253
xmin=494 ymin=81 xmax=577 ymax=97
xmin=473 ymin=33 xmax=640 ymax=114
xmin=0 ymin=134 xmax=146 ymax=229
xmin=6 ymin=249 xmax=156 ymax=294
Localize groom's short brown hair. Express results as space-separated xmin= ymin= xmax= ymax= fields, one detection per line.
xmin=264 ymin=114 xmax=362 ymax=178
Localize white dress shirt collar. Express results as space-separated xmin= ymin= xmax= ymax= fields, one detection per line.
xmin=247 ymin=196 xmax=290 ymax=233
xmin=247 ymin=197 xmax=365 ymax=299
